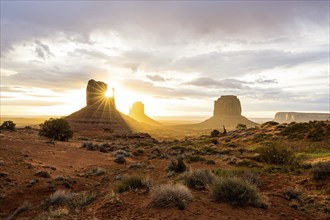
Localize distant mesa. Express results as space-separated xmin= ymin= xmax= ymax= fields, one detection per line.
xmin=199 ymin=95 xmax=257 ymax=129
xmin=66 ymin=79 xmax=133 ymax=133
xmin=128 ymin=101 xmax=161 ymax=127
xmin=274 ymin=112 xmax=330 ymax=123
xmin=213 ymin=95 xmax=242 ymax=117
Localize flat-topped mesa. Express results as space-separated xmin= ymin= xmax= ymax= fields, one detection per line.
xmin=129 ymin=101 xmax=145 ymax=117
xmin=86 ymin=79 xmax=108 ymax=106
xmin=213 ymin=95 xmax=242 ymax=117
xmin=128 ymin=101 xmax=161 ymax=127
xmin=274 ymin=112 xmax=330 ymax=123
xmin=199 ymin=95 xmax=257 ymax=129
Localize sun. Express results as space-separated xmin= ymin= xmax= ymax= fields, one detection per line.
xmin=105 ymin=89 xmax=112 ymax=97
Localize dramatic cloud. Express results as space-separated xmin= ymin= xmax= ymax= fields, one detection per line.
xmin=146 ymin=75 xmax=166 ymax=82
xmin=34 ymin=40 xmax=53 ymax=60
xmin=1 ymin=1 xmax=329 ymax=117
xmin=184 ymin=78 xmax=249 ymax=89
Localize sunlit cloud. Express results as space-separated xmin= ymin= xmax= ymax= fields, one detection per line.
xmin=0 ymin=1 xmax=329 ymax=117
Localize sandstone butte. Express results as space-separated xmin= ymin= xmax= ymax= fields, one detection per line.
xmin=274 ymin=112 xmax=330 ymax=123
xmin=128 ymin=101 xmax=162 ymax=127
xmin=66 ymin=79 xmax=258 ymax=132
xmin=66 ymin=79 xmax=134 ymax=133
xmin=198 ymin=95 xmax=257 ymax=129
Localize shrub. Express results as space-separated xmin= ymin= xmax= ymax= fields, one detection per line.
xmin=181 ymin=169 xmax=215 ymax=189
xmin=35 ymin=170 xmax=51 ymax=178
xmin=236 ymin=124 xmax=247 ymax=130
xmin=6 ymin=201 xmax=31 ymax=220
xmin=0 ymin=120 xmax=16 ymax=131
xmin=211 ymin=177 xmax=265 ymax=208
xmin=261 ymin=121 xmax=279 ymax=127
xmin=237 ymin=171 xmax=263 ymax=187
xmin=114 ymin=154 xmax=126 ymax=164
xmin=133 ymin=148 xmax=145 ymax=156
xmin=81 ymin=142 xmax=111 ymax=152
xmin=39 ymin=118 xmax=73 ymax=141
xmin=211 ymin=129 xmax=220 ymax=137
xmin=307 ymin=129 xmax=325 ymax=141
xmin=312 ymin=162 xmax=330 ymax=180
xmin=280 ymin=122 xmax=309 ymax=139
xmin=72 ymin=192 xmax=97 ymax=208
xmin=86 ymin=167 xmax=106 ymax=176
xmin=186 ymin=155 xmax=207 ymax=163
xmin=81 ymin=142 xmax=95 ymax=150
xmin=150 ymin=184 xmax=193 ymax=209
xmin=41 ymin=190 xmax=73 ymax=209
xmin=115 ymin=175 xmax=147 ymax=193
xmin=252 ymin=134 xmax=272 ymax=143
xmin=211 ymin=138 xmax=219 ymax=145
xmin=257 ymin=142 xmax=295 ymax=165
xmin=168 ymin=158 xmax=187 ymax=173
xmin=284 ymin=189 xmax=302 ymax=201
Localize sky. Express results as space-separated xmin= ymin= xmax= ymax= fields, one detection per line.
xmin=1 ymin=1 xmax=329 ymax=119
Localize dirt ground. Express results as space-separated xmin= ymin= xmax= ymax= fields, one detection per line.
xmin=0 ymin=125 xmax=329 ymax=220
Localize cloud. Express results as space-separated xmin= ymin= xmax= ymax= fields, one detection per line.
xmin=2 ymin=66 xmax=109 ymax=91
xmin=34 ymin=40 xmax=53 ymax=60
xmin=172 ymin=49 xmax=328 ymax=77
xmin=1 ymin=1 xmax=328 ymax=55
xmin=146 ymin=75 xmax=166 ymax=82
xmin=1 ymin=1 xmax=328 ymax=116
xmin=3 ymin=99 xmax=64 ymax=106
xmin=121 ymin=79 xmax=215 ymax=99
xmin=184 ymin=77 xmax=249 ymax=89
xmin=256 ymin=78 xmax=278 ymax=84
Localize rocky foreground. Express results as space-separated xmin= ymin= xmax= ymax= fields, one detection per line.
xmin=0 ymin=121 xmax=329 ymax=220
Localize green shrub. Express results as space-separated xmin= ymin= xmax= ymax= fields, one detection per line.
xmin=211 ymin=129 xmax=220 ymax=137
xmin=312 ymin=162 xmax=330 ymax=180
xmin=257 ymin=142 xmax=295 ymax=165
xmin=0 ymin=120 xmax=16 ymax=131
xmin=41 ymin=190 xmax=73 ymax=209
xmin=252 ymin=134 xmax=272 ymax=143
xmin=72 ymin=192 xmax=97 ymax=208
xmin=6 ymin=201 xmax=31 ymax=220
xmin=211 ymin=177 xmax=265 ymax=208
xmin=39 ymin=118 xmax=73 ymax=141
xmin=280 ymin=122 xmax=309 ymax=139
xmin=115 ymin=175 xmax=147 ymax=193
xmin=181 ymin=169 xmax=215 ymax=189
xmin=236 ymin=124 xmax=247 ymax=130
xmin=114 ymin=154 xmax=126 ymax=164
xmin=150 ymin=184 xmax=193 ymax=209
xmin=86 ymin=167 xmax=106 ymax=176
xmin=307 ymin=129 xmax=325 ymax=141
xmin=261 ymin=121 xmax=279 ymax=127
xmin=186 ymin=155 xmax=207 ymax=163
xmin=168 ymin=157 xmax=187 ymax=173
xmin=283 ymin=189 xmax=302 ymax=201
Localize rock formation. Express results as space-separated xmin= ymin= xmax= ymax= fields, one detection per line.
xmin=128 ymin=101 xmax=161 ymax=127
xmin=199 ymin=95 xmax=257 ymax=129
xmin=213 ymin=95 xmax=242 ymax=116
xmin=274 ymin=112 xmax=330 ymax=123
xmin=86 ymin=80 xmax=109 ymax=106
xmin=66 ymin=79 xmax=132 ymax=133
